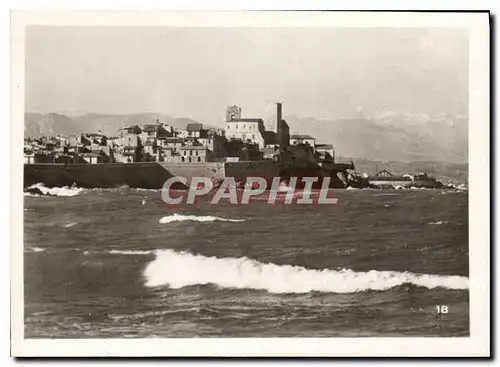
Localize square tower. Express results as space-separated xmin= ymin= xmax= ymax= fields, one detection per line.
xmin=225 ymin=105 xmax=242 ymax=122
xmin=264 ymin=101 xmax=282 ymax=133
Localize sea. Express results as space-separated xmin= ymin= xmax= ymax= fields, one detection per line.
xmin=23 ymin=184 xmax=469 ymax=338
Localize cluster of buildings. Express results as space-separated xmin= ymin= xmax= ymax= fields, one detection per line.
xmin=24 ymin=102 xmax=336 ymax=166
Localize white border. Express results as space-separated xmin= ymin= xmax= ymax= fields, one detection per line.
xmin=10 ymin=11 xmax=490 ymax=357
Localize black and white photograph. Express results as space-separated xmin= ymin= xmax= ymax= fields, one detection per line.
xmin=10 ymin=10 xmax=490 ymax=357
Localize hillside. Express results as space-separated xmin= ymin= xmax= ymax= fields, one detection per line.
xmin=25 ymin=113 xmax=79 ymax=137
xmin=285 ymin=113 xmax=468 ymax=163
xmin=24 ymin=113 xmax=201 ymax=138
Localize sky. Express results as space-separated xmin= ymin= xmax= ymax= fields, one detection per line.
xmin=25 ymin=26 xmax=468 ymax=125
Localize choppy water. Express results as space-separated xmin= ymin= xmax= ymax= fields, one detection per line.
xmin=24 ymin=186 xmax=469 ymax=337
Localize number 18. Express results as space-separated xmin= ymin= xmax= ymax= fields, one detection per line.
xmin=436 ymin=305 xmax=448 ymax=314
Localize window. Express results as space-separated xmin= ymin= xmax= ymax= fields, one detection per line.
xmin=197 ymin=156 xmax=201 ymax=162
xmin=190 ymin=150 xmax=193 ymax=156
xmin=188 ymin=157 xmax=192 ymax=162
xmin=243 ymin=124 xmax=246 ymax=129
xmin=181 ymin=156 xmax=185 ymax=162
xmin=195 ymin=150 xmax=198 ymax=156
xmin=236 ymin=124 xmax=239 ymax=129
xmin=252 ymin=134 xmax=255 ymax=140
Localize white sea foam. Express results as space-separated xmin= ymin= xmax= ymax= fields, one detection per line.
xmin=64 ymin=222 xmax=78 ymax=228
xmin=26 ymin=183 xmax=85 ymax=197
xmin=429 ymin=221 xmax=448 ymax=225
xmin=143 ymin=249 xmax=469 ymax=293
xmin=159 ymin=214 xmax=245 ymax=224
xmin=25 ymin=247 xmax=46 ymax=253
xmin=109 ymin=249 xmax=155 ymax=255
xmin=446 ymin=183 xmax=468 ymax=191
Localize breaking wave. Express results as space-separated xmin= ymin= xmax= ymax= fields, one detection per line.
xmin=446 ymin=183 xmax=468 ymax=191
xmin=25 ymin=183 xmax=85 ymax=197
xmin=109 ymin=249 xmax=155 ymax=255
xmin=159 ymin=214 xmax=246 ymax=224
xmin=143 ymin=250 xmax=469 ymax=293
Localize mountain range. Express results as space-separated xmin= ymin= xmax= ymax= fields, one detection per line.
xmin=285 ymin=113 xmax=468 ymax=163
xmin=24 ymin=111 xmax=468 ymax=164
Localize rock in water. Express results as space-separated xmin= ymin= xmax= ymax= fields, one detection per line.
xmin=24 ymin=187 xmax=54 ymax=196
xmin=336 ymin=171 xmax=348 ymax=188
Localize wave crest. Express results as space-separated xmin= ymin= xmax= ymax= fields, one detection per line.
xmin=109 ymin=249 xmax=154 ymax=255
xmin=159 ymin=214 xmax=245 ymax=224
xmin=25 ymin=183 xmax=85 ymax=197
xmin=144 ymin=250 xmax=469 ymax=293
xmin=429 ymin=221 xmax=448 ymax=225
xmin=25 ymin=247 xmax=46 ymax=253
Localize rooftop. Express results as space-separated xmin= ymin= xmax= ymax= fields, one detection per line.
xmin=316 ymin=144 xmax=334 ymax=149
xmin=186 ymin=123 xmax=203 ymax=132
xmin=123 ymin=125 xmax=141 ymax=131
xmin=142 ymin=125 xmax=159 ymax=132
xmin=291 ymin=134 xmax=315 ymax=140
xmin=162 ymin=137 xmax=184 ymax=143
xmin=226 ymin=118 xmax=263 ymax=123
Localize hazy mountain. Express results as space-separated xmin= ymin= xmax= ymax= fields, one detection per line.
xmin=70 ymin=113 xmax=204 ymax=136
xmin=24 ymin=113 xmax=202 ymax=138
xmin=25 ymin=113 xmax=78 ymax=137
xmin=285 ymin=112 xmax=468 ymax=163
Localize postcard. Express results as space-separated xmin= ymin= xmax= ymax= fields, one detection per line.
xmin=11 ymin=10 xmax=490 ymax=357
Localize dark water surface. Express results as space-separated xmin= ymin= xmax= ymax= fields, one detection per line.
xmin=24 ymin=187 xmax=469 ymax=337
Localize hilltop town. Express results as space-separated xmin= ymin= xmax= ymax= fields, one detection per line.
xmin=24 ymin=103 xmax=336 ymax=167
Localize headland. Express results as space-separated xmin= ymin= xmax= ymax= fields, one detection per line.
xmin=24 ymin=102 xmax=449 ymax=190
